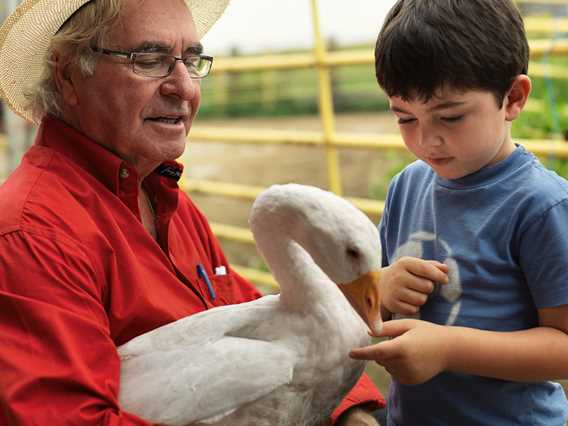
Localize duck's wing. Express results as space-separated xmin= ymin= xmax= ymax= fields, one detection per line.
xmin=120 ymin=296 xmax=280 ymax=353
xmin=118 ymin=296 xmax=296 ymax=426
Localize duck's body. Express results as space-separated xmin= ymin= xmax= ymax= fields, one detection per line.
xmin=118 ymin=184 xmax=381 ymax=426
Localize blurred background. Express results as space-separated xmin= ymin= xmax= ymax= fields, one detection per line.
xmin=1 ymin=0 xmax=568 ymax=400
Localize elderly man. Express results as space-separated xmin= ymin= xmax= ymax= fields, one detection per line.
xmin=0 ymin=0 xmax=384 ymax=424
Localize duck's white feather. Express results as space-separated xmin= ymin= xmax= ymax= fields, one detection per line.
xmin=119 ymin=297 xmax=300 ymax=425
xmin=118 ymin=184 xmax=381 ymax=426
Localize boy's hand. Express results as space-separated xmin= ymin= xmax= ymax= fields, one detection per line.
xmin=350 ymin=319 xmax=451 ymax=385
xmin=381 ymin=258 xmax=449 ymax=316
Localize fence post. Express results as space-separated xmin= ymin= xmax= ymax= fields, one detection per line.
xmin=261 ymin=66 xmax=276 ymax=114
xmin=213 ymin=72 xmax=228 ymax=116
xmin=310 ymin=0 xmax=342 ymax=195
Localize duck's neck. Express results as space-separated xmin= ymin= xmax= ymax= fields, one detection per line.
xmin=256 ymin=233 xmax=338 ymax=310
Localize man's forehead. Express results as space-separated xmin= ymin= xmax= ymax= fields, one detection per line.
xmin=125 ymin=40 xmax=203 ymax=54
xmin=110 ymin=0 xmax=199 ymax=49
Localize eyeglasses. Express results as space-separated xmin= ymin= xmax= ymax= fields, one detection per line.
xmin=91 ymin=47 xmax=214 ymax=79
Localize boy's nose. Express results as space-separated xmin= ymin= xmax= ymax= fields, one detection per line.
xmin=418 ymin=127 xmax=443 ymax=147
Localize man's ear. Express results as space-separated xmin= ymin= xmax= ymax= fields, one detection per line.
xmin=52 ymin=52 xmax=79 ymax=107
xmin=504 ymin=74 xmax=532 ymax=121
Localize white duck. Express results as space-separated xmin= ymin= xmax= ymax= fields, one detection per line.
xmin=118 ymin=184 xmax=382 ymax=426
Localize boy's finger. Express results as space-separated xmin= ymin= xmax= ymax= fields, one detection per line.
xmin=416 ymin=261 xmax=449 ymax=284
xmin=406 ymin=278 xmax=436 ymax=296
xmin=349 ymin=338 xmax=400 ymax=361
xmin=353 ymin=319 xmax=423 ymax=360
xmin=431 ymin=262 xmax=450 ymax=284
xmin=378 ymin=319 xmax=421 ymax=337
xmin=379 ymin=318 xmax=415 ymax=338
xmin=349 ymin=345 xmax=379 ymax=360
xmin=426 ymin=260 xmax=449 ymax=273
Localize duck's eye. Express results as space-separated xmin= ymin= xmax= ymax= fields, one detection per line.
xmin=346 ymin=247 xmax=360 ymax=259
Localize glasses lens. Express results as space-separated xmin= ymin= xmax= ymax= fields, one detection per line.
xmin=132 ymin=53 xmax=212 ymax=78
xmin=184 ymin=56 xmax=212 ymax=78
xmin=133 ymin=53 xmax=170 ymax=77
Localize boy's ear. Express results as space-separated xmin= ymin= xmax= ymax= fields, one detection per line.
xmin=504 ymin=75 xmax=532 ymax=121
xmin=52 ymin=52 xmax=79 ymax=108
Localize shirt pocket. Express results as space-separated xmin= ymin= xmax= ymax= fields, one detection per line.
xmin=211 ymin=273 xmax=237 ymax=306
xmin=211 ymin=272 xmax=245 ymax=306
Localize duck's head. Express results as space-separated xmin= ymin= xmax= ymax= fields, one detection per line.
xmin=250 ymin=184 xmax=382 ymax=335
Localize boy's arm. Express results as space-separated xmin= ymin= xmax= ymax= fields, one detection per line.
xmin=350 ymin=305 xmax=568 ymax=384
xmin=447 ymin=304 xmax=568 ymax=381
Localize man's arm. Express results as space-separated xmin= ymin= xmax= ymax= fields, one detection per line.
xmin=334 ymin=405 xmax=382 ymax=426
xmin=330 ymin=374 xmax=385 ymax=425
xmin=350 ymin=305 xmax=568 ymax=385
xmin=0 ymin=231 xmax=152 ymax=425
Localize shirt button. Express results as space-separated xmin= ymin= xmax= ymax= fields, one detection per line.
xmin=120 ymin=168 xmax=130 ymax=179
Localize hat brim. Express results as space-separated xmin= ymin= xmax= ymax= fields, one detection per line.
xmin=0 ymin=0 xmax=230 ymax=123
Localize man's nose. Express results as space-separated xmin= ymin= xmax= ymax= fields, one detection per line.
xmin=160 ymin=62 xmax=199 ymax=100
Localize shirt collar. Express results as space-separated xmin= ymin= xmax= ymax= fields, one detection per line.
xmin=36 ymin=115 xmax=184 ymax=194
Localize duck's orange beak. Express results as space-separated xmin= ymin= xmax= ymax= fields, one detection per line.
xmin=339 ymin=270 xmax=382 ymax=336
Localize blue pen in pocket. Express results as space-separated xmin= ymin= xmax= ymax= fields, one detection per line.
xmin=197 ymin=264 xmax=216 ymax=301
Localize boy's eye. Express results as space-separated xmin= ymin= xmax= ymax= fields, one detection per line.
xmin=397 ymin=117 xmax=416 ymax=125
xmin=441 ymin=115 xmax=464 ymax=123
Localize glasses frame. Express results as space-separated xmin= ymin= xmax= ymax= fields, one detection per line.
xmin=91 ymin=47 xmax=214 ymax=79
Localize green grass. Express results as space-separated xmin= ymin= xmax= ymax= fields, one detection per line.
xmin=369 ymin=150 xmax=415 ymax=201
xmin=198 ymin=53 xmax=389 ymax=119
xmin=200 ymin=49 xmax=567 ymax=129
xmin=513 ymin=57 xmax=568 ymax=140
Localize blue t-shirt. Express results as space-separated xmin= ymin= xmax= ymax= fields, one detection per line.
xmin=380 ymin=145 xmax=568 ymax=425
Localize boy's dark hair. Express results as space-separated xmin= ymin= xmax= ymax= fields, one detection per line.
xmin=375 ymin=0 xmax=529 ymax=107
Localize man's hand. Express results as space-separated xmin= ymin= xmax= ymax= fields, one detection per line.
xmin=335 ymin=406 xmax=381 ymax=426
xmin=381 ymin=257 xmax=448 ymax=317
xmin=350 ymin=319 xmax=451 ymax=385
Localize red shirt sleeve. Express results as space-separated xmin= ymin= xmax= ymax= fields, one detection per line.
xmin=0 ymin=231 xmax=152 ymax=425
xmin=331 ymin=373 xmax=386 ymax=423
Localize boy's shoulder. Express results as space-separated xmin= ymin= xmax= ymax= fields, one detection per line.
xmin=384 ymin=160 xmax=436 ymax=207
xmin=391 ymin=159 xmax=435 ymax=187
xmin=513 ymin=146 xmax=568 ymax=193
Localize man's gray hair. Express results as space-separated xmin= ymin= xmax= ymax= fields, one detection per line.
xmin=25 ymin=0 xmax=123 ymax=121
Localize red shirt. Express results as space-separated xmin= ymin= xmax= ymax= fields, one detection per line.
xmin=0 ymin=116 xmax=384 ymax=425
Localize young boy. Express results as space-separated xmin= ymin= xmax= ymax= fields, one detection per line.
xmin=350 ymin=0 xmax=568 ymax=425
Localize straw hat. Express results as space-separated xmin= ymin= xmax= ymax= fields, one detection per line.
xmin=0 ymin=0 xmax=230 ymax=123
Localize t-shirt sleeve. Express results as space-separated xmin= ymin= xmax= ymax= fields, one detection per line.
xmin=379 ymin=174 xmax=398 ymax=268
xmin=519 ymin=198 xmax=568 ymax=308
xmin=0 ymin=230 xmax=153 ymax=425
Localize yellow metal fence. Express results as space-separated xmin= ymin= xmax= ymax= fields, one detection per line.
xmin=182 ymin=1 xmax=568 ymax=289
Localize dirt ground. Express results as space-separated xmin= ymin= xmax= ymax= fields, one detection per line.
xmin=183 ymin=112 xmax=401 ymax=267
xmin=184 ymin=111 xmax=400 ymax=199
